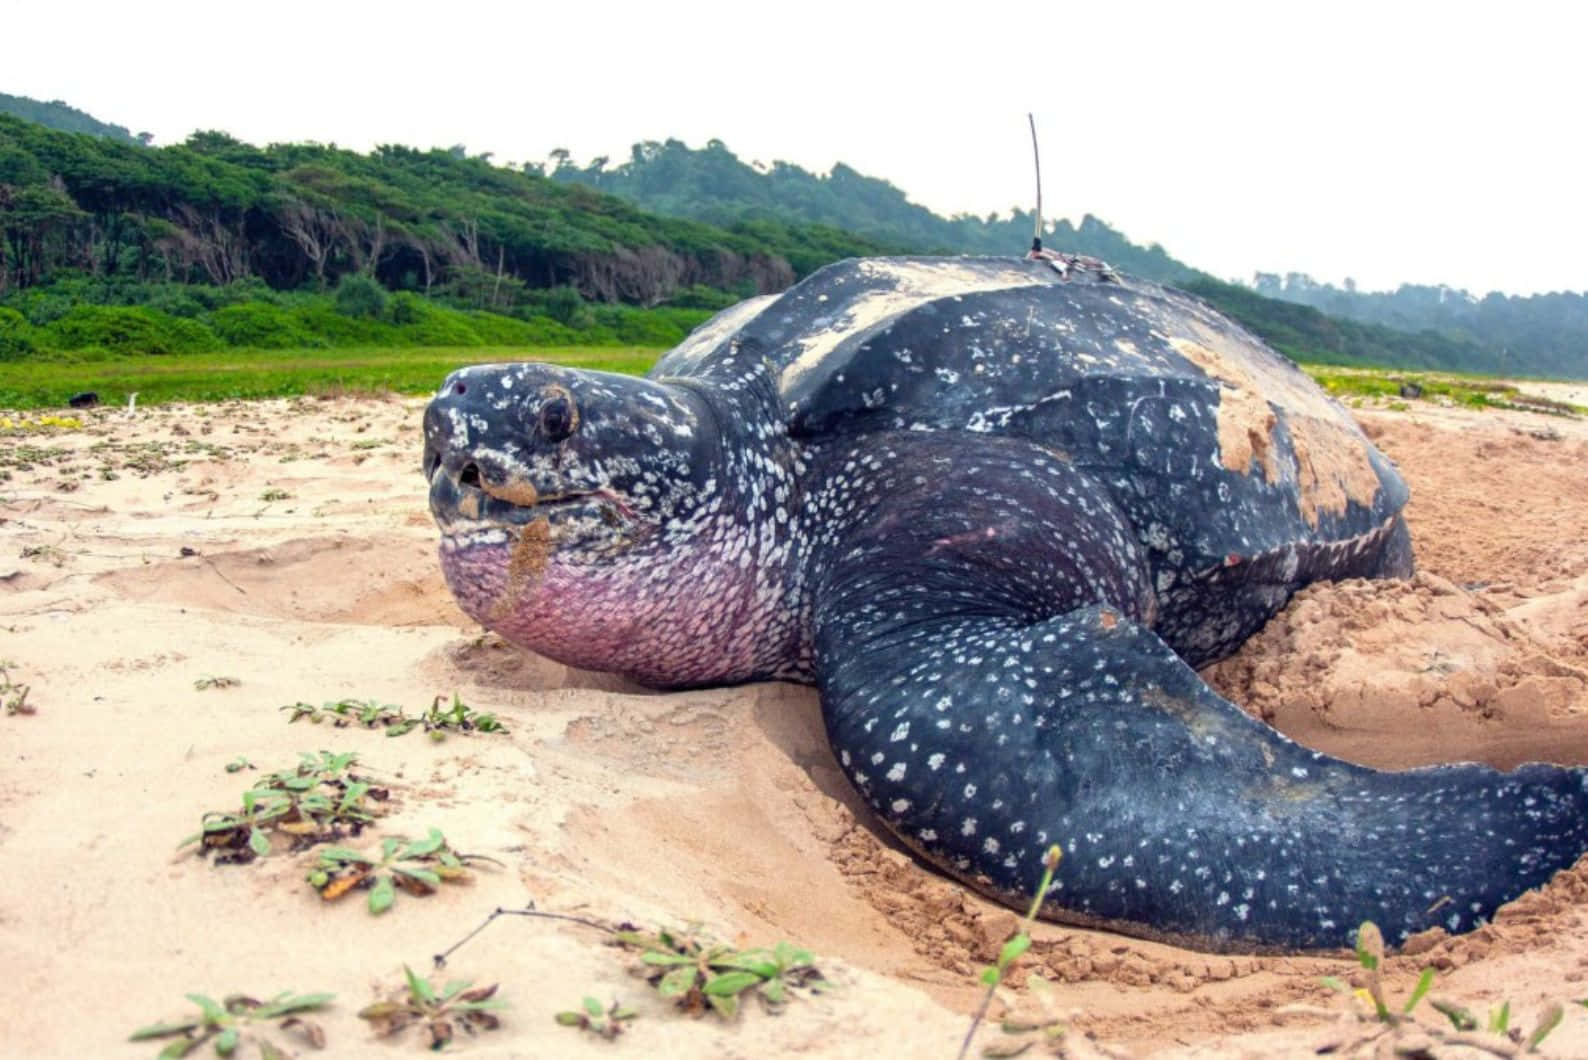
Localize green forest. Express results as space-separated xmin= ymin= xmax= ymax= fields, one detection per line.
xmin=0 ymin=109 xmax=894 ymax=365
xmin=1 ymin=96 xmax=1582 ymax=380
xmin=552 ymin=138 xmax=1204 ymax=285
xmin=0 ymin=92 xmax=147 ymax=145
xmin=1250 ymin=271 xmax=1588 ymax=376
xmin=554 ymin=139 xmax=1580 ymax=378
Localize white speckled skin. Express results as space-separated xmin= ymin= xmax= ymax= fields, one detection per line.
xmin=424 ymin=257 xmax=1588 ymax=952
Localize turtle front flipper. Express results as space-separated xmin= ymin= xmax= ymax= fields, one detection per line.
xmin=815 ymin=596 xmax=1588 ymax=951
xmin=806 ymin=432 xmax=1588 ymax=952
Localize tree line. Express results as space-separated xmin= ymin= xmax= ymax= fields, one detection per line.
xmin=554 ymin=139 xmax=1563 ymax=377
xmin=2 ymin=99 xmax=1581 ymax=378
xmin=551 ymin=138 xmax=1204 ymax=285
xmin=0 ymin=113 xmax=899 ymax=310
xmin=1252 ymin=272 xmax=1587 ymax=379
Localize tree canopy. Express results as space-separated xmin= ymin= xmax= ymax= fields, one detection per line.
xmin=1251 ymin=272 xmax=1588 ymax=379
xmin=2 ymin=99 xmax=1582 ymax=378
xmin=0 ymin=113 xmax=897 ymax=307
xmin=0 ymin=92 xmax=147 ymax=145
xmin=552 ymin=138 xmax=1204 ymax=285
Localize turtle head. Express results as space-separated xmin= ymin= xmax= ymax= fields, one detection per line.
xmin=423 ymin=359 xmax=797 ymax=685
xmin=424 ymin=362 xmax=724 ymax=553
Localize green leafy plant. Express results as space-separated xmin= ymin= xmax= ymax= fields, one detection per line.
xmin=984 ymin=971 xmax=1066 ymax=1058
xmin=180 ymin=751 xmax=387 ymax=864
xmin=258 ymin=488 xmax=291 ymax=502
xmin=308 ymin=828 xmax=494 ymax=914
xmin=283 ymin=697 xmax=403 ymax=729
xmin=614 ymin=927 xmax=827 ymax=1019
xmin=957 ymin=844 xmax=1063 ymax=1060
xmin=1 ymin=659 xmax=34 ymax=715
xmin=358 ymin=966 xmax=505 ymax=1049
xmin=417 ymin=692 xmax=507 ymax=739
xmin=283 ymin=697 xmax=402 ymax=728
xmin=129 ymin=990 xmax=332 ymax=1058
xmin=333 ymin=273 xmax=389 ymax=320
xmin=282 ymin=693 xmax=506 ymax=740
xmin=1320 ymin=921 xmax=1414 ymax=1022
xmin=554 ymin=996 xmax=636 ymax=1039
xmin=425 ymin=906 xmax=827 ymax=1033
xmin=194 ymin=675 xmax=241 ymax=691
xmin=1317 ymin=919 xmax=1566 ymax=1054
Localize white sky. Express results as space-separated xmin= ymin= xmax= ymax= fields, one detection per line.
xmin=5 ymin=0 xmax=1585 ymax=296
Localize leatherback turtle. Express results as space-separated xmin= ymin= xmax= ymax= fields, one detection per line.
xmin=423 ymin=256 xmax=1588 ymax=951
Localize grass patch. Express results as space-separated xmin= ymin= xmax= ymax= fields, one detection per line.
xmin=0 ymin=344 xmax=663 ymax=409
xmin=1304 ymin=364 xmax=1588 ymax=416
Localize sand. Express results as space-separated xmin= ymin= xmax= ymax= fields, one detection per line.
xmin=3 ymin=388 xmax=1587 ymax=1058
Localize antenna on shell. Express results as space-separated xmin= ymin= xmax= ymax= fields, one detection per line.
xmin=1028 ymin=113 xmax=1043 ymax=256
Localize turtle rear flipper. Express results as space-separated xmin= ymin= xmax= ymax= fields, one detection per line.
xmin=812 ymin=499 xmax=1587 ymax=951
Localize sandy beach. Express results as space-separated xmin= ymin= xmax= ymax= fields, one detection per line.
xmin=3 ymin=387 xmax=1587 ymax=1057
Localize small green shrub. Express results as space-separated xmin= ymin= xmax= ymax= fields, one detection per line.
xmin=292 ymin=300 xmax=397 ymax=345
xmin=143 ymin=287 xmax=207 ymax=319
xmin=959 ymin=845 xmax=1063 ymax=1060
xmin=511 ymin=314 xmax=588 ymax=346
xmin=590 ymin=304 xmax=710 ymax=346
xmin=467 ymin=310 xmax=583 ymax=346
xmin=334 ymin=272 xmax=389 ymax=319
xmin=14 ymin=290 xmax=76 ymax=325
xmin=664 ymin=284 xmax=742 ymax=311
xmin=43 ymin=305 xmax=220 ymax=355
xmin=385 ymin=298 xmax=483 ymax=346
xmin=520 ymin=285 xmax=591 ymax=328
xmin=0 ymin=307 xmax=37 ymax=360
xmin=209 ymin=302 xmax=323 ymax=349
xmin=386 ymin=291 xmax=425 ymax=325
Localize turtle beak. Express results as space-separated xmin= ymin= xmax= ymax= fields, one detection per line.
xmin=423 ymin=417 xmax=541 ymax=526
xmin=424 ymin=372 xmax=526 ymax=526
xmin=422 ymin=367 xmax=607 ymax=529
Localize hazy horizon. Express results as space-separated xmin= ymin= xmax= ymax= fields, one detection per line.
xmin=5 ymin=0 xmax=1584 ymax=298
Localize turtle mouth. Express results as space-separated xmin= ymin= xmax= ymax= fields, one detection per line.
xmin=425 ymin=448 xmax=640 ymax=547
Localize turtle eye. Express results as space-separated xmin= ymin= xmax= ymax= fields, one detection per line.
xmin=539 ymin=394 xmax=576 ymax=443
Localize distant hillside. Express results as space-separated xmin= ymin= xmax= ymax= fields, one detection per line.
xmin=1182 ymin=277 xmax=1499 ymax=376
xmin=1254 ymin=272 xmax=1587 ymax=380
xmin=0 ymin=91 xmax=146 ymax=145
xmin=0 ymin=113 xmax=897 ymax=307
xmin=3 ymin=105 xmax=1582 ymax=378
xmin=551 ymin=139 xmax=1573 ymax=377
xmin=551 ymin=139 xmax=1205 ymax=286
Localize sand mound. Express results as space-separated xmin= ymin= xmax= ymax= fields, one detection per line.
xmin=1205 ymin=571 xmax=1588 ymax=770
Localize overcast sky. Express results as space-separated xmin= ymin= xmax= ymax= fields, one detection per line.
xmin=5 ymin=1 xmax=1584 ymax=296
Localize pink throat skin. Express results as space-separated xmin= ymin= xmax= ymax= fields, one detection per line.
xmin=437 ymin=527 xmax=810 ymax=689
